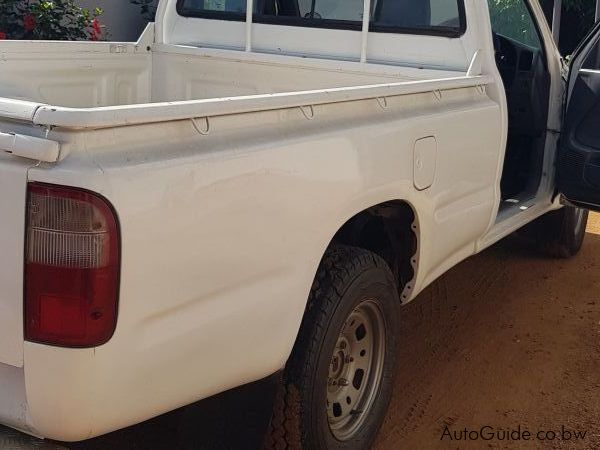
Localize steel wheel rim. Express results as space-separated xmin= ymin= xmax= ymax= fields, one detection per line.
xmin=326 ymin=299 xmax=386 ymax=441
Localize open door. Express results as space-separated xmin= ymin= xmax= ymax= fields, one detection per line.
xmin=558 ymin=22 xmax=600 ymax=210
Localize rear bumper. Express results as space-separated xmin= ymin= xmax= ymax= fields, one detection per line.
xmin=0 ymin=368 xmax=279 ymax=447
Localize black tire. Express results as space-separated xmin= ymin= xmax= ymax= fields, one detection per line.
xmin=266 ymin=245 xmax=400 ymax=450
xmin=524 ymin=206 xmax=589 ymax=258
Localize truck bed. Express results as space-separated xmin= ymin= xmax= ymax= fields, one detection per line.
xmin=0 ymin=33 xmax=485 ymax=131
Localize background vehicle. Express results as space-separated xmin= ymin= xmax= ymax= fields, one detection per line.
xmin=1 ymin=0 xmax=600 ymax=448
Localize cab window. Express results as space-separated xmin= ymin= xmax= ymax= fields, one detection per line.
xmin=178 ymin=0 xmax=466 ymax=37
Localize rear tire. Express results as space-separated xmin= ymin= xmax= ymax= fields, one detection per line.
xmin=524 ymin=206 xmax=588 ymax=258
xmin=266 ymin=245 xmax=400 ymax=450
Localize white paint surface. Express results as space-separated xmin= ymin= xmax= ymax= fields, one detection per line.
xmin=0 ymin=0 xmax=575 ymax=442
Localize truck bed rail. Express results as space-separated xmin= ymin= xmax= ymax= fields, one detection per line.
xmin=0 ymin=74 xmax=493 ymax=131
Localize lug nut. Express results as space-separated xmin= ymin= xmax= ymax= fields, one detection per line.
xmin=345 ymin=355 xmax=354 ymax=363
xmin=338 ymin=378 xmax=349 ymax=386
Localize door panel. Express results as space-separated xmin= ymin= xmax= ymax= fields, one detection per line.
xmin=573 ymin=70 xmax=600 ymax=150
xmin=558 ymin=23 xmax=600 ymax=208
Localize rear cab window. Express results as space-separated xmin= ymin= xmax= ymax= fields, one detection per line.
xmin=177 ymin=0 xmax=466 ymax=37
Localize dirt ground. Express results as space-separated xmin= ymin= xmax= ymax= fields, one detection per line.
xmin=3 ymin=213 xmax=600 ymax=450
xmin=373 ymin=212 xmax=600 ymax=450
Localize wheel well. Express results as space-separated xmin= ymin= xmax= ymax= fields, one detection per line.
xmin=331 ymin=200 xmax=418 ymax=298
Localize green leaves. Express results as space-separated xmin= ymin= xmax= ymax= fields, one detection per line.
xmin=0 ymin=0 xmax=24 ymax=38
xmin=0 ymin=0 xmax=106 ymax=41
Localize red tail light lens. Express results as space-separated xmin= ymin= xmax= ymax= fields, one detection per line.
xmin=25 ymin=183 xmax=120 ymax=347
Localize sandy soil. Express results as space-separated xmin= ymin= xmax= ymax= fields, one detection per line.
xmin=3 ymin=214 xmax=600 ymax=450
xmin=374 ymin=212 xmax=600 ymax=450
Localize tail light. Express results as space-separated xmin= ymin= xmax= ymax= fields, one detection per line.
xmin=25 ymin=183 xmax=120 ymax=347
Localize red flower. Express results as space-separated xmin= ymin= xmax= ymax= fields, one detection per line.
xmin=24 ymin=14 xmax=36 ymax=32
xmin=90 ymin=18 xmax=102 ymax=41
xmin=0 ymin=32 xmax=6 ymax=40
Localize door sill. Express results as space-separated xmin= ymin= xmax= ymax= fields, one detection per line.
xmin=476 ymin=196 xmax=558 ymax=252
xmin=496 ymin=196 xmax=536 ymax=221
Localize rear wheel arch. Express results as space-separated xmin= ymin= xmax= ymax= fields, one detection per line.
xmin=327 ymin=199 xmax=420 ymax=301
xmin=265 ymin=200 xmax=421 ymax=446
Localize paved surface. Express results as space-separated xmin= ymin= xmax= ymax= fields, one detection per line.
xmin=3 ymin=214 xmax=600 ymax=449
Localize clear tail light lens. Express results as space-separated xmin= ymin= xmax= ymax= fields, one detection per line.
xmin=25 ymin=183 xmax=120 ymax=347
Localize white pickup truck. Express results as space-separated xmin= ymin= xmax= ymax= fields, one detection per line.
xmin=2 ymin=0 xmax=600 ymax=448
